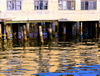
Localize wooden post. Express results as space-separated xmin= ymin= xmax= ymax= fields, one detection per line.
xmin=52 ymin=22 xmax=55 ymax=37
xmin=80 ymin=22 xmax=83 ymax=42
xmin=0 ymin=24 xmax=2 ymax=50
xmin=26 ymin=22 xmax=30 ymax=39
xmin=76 ymin=21 xmax=80 ymax=42
xmin=9 ymin=24 xmax=12 ymax=40
xmin=63 ymin=26 xmax=66 ymax=35
xmin=72 ymin=25 xmax=74 ymax=37
xmin=0 ymin=24 xmax=2 ymax=40
xmin=4 ymin=23 xmax=7 ymax=42
xmin=2 ymin=22 xmax=7 ymax=50
xmin=6 ymin=25 xmax=12 ymax=48
xmin=23 ymin=25 xmax=27 ymax=41
xmin=76 ymin=22 xmax=80 ymax=35
xmin=55 ymin=21 xmax=59 ymax=37
xmin=95 ymin=22 xmax=98 ymax=39
xmin=72 ymin=23 xmax=77 ymax=39
xmin=99 ymin=20 xmax=100 ymax=41
xmin=48 ymin=24 xmax=53 ymax=40
xmin=39 ymin=25 xmax=44 ymax=43
xmin=20 ymin=25 xmax=23 ymax=39
xmin=74 ymin=24 xmax=76 ymax=36
xmin=6 ymin=25 xmax=11 ymax=40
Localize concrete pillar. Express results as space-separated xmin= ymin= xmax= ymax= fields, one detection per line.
xmin=0 ymin=24 xmax=2 ymax=39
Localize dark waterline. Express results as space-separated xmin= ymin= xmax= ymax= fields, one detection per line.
xmin=0 ymin=38 xmax=100 ymax=76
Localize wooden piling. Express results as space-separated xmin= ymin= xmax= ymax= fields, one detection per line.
xmin=26 ymin=22 xmax=30 ymax=39
xmin=95 ymin=22 xmax=98 ymax=39
xmin=23 ymin=25 xmax=27 ymax=41
xmin=99 ymin=20 xmax=100 ymax=41
xmin=39 ymin=25 xmax=44 ymax=43
xmin=80 ymin=22 xmax=83 ymax=42
xmin=0 ymin=24 xmax=2 ymax=40
xmin=48 ymin=24 xmax=53 ymax=40
xmin=2 ymin=22 xmax=7 ymax=50
xmin=9 ymin=24 xmax=12 ymax=40
xmin=52 ymin=22 xmax=55 ymax=37
xmin=76 ymin=21 xmax=80 ymax=35
xmin=6 ymin=25 xmax=11 ymax=40
xmin=20 ymin=25 xmax=23 ymax=39
xmin=72 ymin=25 xmax=74 ymax=37
xmin=76 ymin=21 xmax=80 ymax=42
xmin=3 ymin=23 xmax=7 ymax=42
xmin=55 ymin=21 xmax=59 ymax=37
xmin=63 ymin=26 xmax=66 ymax=41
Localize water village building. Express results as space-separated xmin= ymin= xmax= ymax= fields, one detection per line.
xmin=0 ymin=0 xmax=100 ymax=41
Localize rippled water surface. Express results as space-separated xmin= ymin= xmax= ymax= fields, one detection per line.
xmin=0 ymin=39 xmax=100 ymax=76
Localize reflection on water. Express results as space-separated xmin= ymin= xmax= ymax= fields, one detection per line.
xmin=0 ymin=38 xmax=100 ymax=76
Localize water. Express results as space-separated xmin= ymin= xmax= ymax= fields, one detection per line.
xmin=0 ymin=39 xmax=100 ymax=76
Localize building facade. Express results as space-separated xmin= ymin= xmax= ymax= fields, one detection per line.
xmin=0 ymin=0 xmax=100 ymax=41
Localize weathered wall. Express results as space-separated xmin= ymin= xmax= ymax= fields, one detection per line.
xmin=0 ymin=0 xmax=99 ymax=21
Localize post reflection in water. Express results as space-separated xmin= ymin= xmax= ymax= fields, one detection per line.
xmin=0 ymin=38 xmax=100 ymax=76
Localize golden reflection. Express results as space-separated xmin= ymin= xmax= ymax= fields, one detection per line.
xmin=0 ymin=39 xmax=100 ymax=75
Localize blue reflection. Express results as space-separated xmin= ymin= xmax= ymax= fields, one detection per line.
xmin=18 ymin=69 xmax=33 ymax=71
xmin=0 ymin=72 xmax=9 ymax=73
xmin=32 ymin=64 xmax=100 ymax=76
xmin=32 ymin=72 xmax=99 ymax=76
xmin=4 ymin=69 xmax=13 ymax=71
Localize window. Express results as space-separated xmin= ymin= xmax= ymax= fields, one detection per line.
xmin=34 ymin=0 xmax=48 ymax=10
xmin=81 ymin=0 xmax=97 ymax=10
xmin=58 ymin=0 xmax=75 ymax=10
xmin=7 ymin=0 xmax=22 ymax=10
